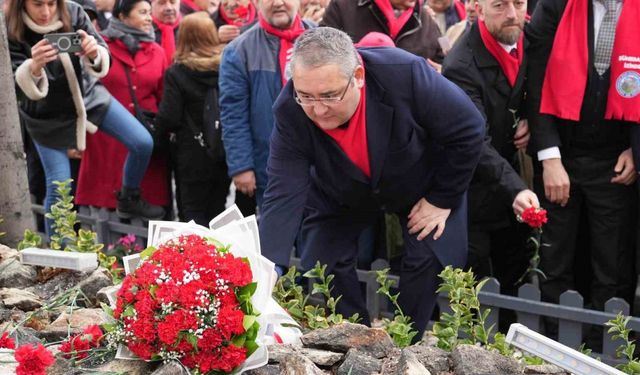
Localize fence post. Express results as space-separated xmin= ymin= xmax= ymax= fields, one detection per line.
xmin=94 ymin=207 xmax=110 ymax=245
xmin=517 ymin=283 xmax=541 ymax=332
xmin=602 ymin=298 xmax=630 ymax=358
xmin=558 ymin=290 xmax=583 ymax=349
xmin=481 ymin=277 xmax=500 ymax=333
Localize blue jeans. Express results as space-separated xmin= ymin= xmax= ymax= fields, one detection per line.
xmin=34 ymin=98 xmax=154 ymax=236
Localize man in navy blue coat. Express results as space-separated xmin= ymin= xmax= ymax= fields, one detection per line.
xmin=259 ymin=27 xmax=485 ymax=338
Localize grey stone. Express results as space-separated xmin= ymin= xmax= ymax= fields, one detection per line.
xmin=151 ymin=361 xmax=191 ymax=374
xmin=396 ymin=349 xmax=432 ymax=375
xmin=381 ymin=347 xmax=403 ymax=374
xmin=0 ymin=258 xmax=37 ymax=289
xmin=268 ymin=344 xmax=298 ymax=363
xmin=39 ymin=308 xmax=108 ymax=341
xmin=267 ymin=344 xmax=343 ymax=367
xmin=27 ymin=269 xmax=87 ymax=301
xmin=407 ymin=345 xmax=451 ymax=374
xmin=0 ymin=308 xmax=26 ymax=324
xmin=524 ymin=364 xmax=570 ymax=374
xmin=97 ymin=285 xmax=120 ymax=306
xmin=337 ymin=348 xmax=382 ymax=375
xmin=301 ymin=322 xmax=395 ymax=358
xmin=0 ymin=245 xmax=19 ymax=262
xmin=1 ymin=325 xmax=42 ymax=346
xmin=77 ymin=268 xmax=114 ymax=304
xmin=451 ymin=345 xmax=523 ymax=375
xmin=280 ymin=353 xmax=325 ymax=375
xmin=246 ymin=365 xmax=282 ymax=375
xmin=300 ymin=347 xmax=344 ymax=367
xmin=94 ymin=359 xmax=154 ymax=375
xmin=0 ymin=288 xmax=43 ymax=311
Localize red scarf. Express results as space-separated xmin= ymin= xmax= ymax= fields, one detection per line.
xmin=478 ymin=20 xmax=524 ymax=87
xmin=541 ymin=0 xmax=640 ymax=123
xmin=373 ymin=0 xmax=415 ymax=40
xmin=322 ymin=79 xmax=371 ymax=178
xmin=181 ymin=0 xmax=202 ymax=12
xmin=153 ymin=15 xmax=181 ymax=63
xmin=454 ymin=0 xmax=466 ymax=21
xmin=219 ymin=2 xmax=257 ymax=27
xmin=258 ymin=14 xmax=305 ymax=85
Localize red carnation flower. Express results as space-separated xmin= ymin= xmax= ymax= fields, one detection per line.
xmin=217 ymin=344 xmax=247 ymax=372
xmin=82 ymin=325 xmax=103 ymax=346
xmin=217 ymin=305 xmax=245 ymax=339
xmin=14 ymin=343 xmax=55 ymax=375
xmin=520 ymin=207 xmax=548 ymax=228
xmin=60 ymin=335 xmax=91 ymax=360
xmin=0 ymin=332 xmax=16 ymax=349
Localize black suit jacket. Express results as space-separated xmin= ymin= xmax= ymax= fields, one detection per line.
xmin=525 ymin=0 xmax=631 ymax=159
xmin=443 ymin=22 xmax=528 ymax=228
xmin=259 ymin=47 xmax=485 ymax=268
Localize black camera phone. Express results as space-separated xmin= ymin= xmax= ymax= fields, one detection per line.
xmin=44 ymin=32 xmax=83 ymax=54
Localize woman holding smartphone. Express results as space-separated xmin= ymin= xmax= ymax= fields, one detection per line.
xmin=7 ymin=0 xmax=165 ymax=237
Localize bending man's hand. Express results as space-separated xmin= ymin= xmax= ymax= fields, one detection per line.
xmin=512 ymin=189 xmax=539 ymax=216
xmin=407 ymin=198 xmax=451 ymax=241
xmin=233 ymin=170 xmax=256 ymax=197
xmin=611 ymin=148 xmax=637 ymax=185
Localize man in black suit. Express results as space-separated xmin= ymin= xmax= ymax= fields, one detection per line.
xmin=259 ymin=27 xmax=485 ymax=339
xmin=443 ymin=0 xmax=538 ymax=296
xmin=526 ymin=0 xmax=638 ymax=330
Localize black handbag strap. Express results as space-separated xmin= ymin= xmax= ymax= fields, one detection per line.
xmin=122 ymin=66 xmax=145 ymax=120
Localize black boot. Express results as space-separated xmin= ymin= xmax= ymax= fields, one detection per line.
xmin=116 ymin=187 xmax=165 ymax=220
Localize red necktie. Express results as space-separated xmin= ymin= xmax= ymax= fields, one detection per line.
xmin=509 ymin=48 xmax=518 ymax=59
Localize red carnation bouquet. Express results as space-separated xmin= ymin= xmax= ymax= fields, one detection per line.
xmin=104 ymin=234 xmax=260 ymax=374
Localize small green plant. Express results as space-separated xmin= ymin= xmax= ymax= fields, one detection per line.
xmin=45 ymin=179 xmax=78 ymax=250
xmin=431 ymin=266 xmax=493 ymax=351
xmin=605 ymin=313 xmax=640 ymax=374
xmin=17 ymin=229 xmax=43 ymax=250
xmin=272 ymin=262 xmax=358 ymax=331
xmin=374 ymin=268 xmax=417 ymax=347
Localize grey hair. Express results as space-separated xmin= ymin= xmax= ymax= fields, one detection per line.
xmin=289 ymin=27 xmax=360 ymax=79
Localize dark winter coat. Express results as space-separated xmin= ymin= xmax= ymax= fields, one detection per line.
xmin=321 ymin=0 xmax=444 ymax=62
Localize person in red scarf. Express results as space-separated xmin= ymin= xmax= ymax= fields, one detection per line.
xmin=321 ymin=0 xmax=444 ymax=63
xmin=212 ymin=0 xmax=258 ymax=42
xmin=260 ymin=27 xmax=485 ymax=343
xmin=526 ymin=0 xmax=638 ymax=340
xmin=151 ymin=0 xmax=181 ymax=62
xmin=442 ymin=0 xmax=538 ymax=330
xmin=425 ymin=0 xmax=466 ymax=35
xmin=180 ymin=0 xmax=219 ymax=15
xmin=219 ymin=0 xmax=313 ymax=213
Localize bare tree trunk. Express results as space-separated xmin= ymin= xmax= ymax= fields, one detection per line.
xmin=0 ymin=6 xmax=36 ymax=247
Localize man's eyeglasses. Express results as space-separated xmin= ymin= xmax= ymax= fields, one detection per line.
xmin=294 ymin=73 xmax=354 ymax=107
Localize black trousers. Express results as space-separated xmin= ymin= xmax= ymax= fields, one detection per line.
xmin=298 ymin=187 xmax=467 ymax=340
xmin=534 ymin=154 xmax=637 ymax=311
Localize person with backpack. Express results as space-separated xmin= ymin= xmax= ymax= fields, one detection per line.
xmin=155 ymin=11 xmax=230 ymax=225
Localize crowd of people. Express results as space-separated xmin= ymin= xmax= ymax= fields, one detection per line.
xmin=6 ymin=0 xmax=640 ymax=345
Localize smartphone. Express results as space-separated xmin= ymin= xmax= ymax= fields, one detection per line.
xmin=44 ymin=32 xmax=83 ymax=54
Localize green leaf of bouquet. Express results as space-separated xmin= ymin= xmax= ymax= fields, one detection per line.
xmin=140 ymin=246 xmax=157 ymax=260
xmin=232 ymin=334 xmax=246 ymax=347
xmin=243 ymin=315 xmax=257 ymax=331
xmin=239 ymin=282 xmax=257 ymax=298
xmin=101 ymin=323 xmax=117 ymax=333
xmin=186 ymin=333 xmax=198 ymax=349
xmin=122 ymin=305 xmax=135 ymax=317
xmin=245 ymin=340 xmax=259 ymax=356
xmin=100 ymin=302 xmax=114 ymax=317
xmin=246 ymin=322 xmax=260 ymax=341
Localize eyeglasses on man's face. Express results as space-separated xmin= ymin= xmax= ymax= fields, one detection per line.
xmin=294 ymin=72 xmax=355 ymax=107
